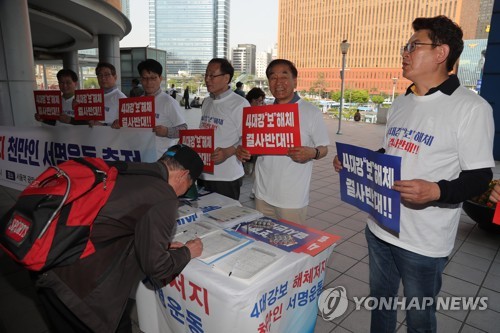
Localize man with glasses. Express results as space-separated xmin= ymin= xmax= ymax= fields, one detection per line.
xmin=90 ymin=62 xmax=127 ymax=128
xmin=34 ymin=69 xmax=89 ymax=126
xmin=198 ymin=58 xmax=250 ymax=200
xmin=137 ymin=59 xmax=187 ymax=159
xmin=335 ymin=15 xmax=494 ymax=332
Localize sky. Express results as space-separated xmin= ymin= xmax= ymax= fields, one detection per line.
xmin=120 ymin=0 xmax=278 ymax=52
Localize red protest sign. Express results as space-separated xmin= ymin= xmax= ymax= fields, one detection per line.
xmin=493 ymin=204 xmax=500 ymax=225
xmin=180 ymin=129 xmax=215 ymax=174
xmin=118 ymin=96 xmax=155 ymax=128
xmin=34 ymin=91 xmax=62 ymax=120
xmin=74 ymin=89 xmax=105 ymax=121
xmin=242 ymin=104 xmax=301 ymax=155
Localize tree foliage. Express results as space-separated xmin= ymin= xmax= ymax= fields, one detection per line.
xmin=311 ymin=73 xmax=327 ymax=98
xmin=330 ymin=89 xmax=369 ymax=103
xmin=83 ymin=78 xmax=98 ymax=89
xmin=350 ymin=90 xmax=369 ymax=103
xmin=371 ymin=95 xmax=385 ymax=105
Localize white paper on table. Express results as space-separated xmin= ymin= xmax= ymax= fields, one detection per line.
xmin=197 ymin=229 xmax=252 ymax=264
xmin=180 ymin=191 xmax=241 ymax=213
xmin=173 ymin=221 xmax=219 ymax=243
xmin=211 ymin=242 xmax=285 ymax=283
xmin=203 ymin=205 xmax=263 ymax=229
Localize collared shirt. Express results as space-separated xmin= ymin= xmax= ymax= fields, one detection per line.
xmin=103 ymin=86 xmax=118 ymax=94
xmin=209 ymin=87 xmax=233 ymax=100
xmin=273 ymin=92 xmax=301 ymax=104
xmin=145 ymin=88 xmax=163 ymax=97
xmin=405 ymin=74 xmax=460 ymax=96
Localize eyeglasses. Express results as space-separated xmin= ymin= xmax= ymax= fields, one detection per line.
xmin=204 ymin=73 xmax=226 ymax=80
xmin=400 ymin=42 xmax=441 ymax=55
xmin=97 ymin=73 xmax=113 ymax=79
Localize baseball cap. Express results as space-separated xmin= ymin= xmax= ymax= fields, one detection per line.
xmin=164 ymin=144 xmax=204 ymax=181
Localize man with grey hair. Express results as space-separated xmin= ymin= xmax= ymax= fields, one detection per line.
xmin=237 ymin=59 xmax=330 ymax=224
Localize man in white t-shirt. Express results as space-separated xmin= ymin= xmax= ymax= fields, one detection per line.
xmin=90 ymin=62 xmax=127 ymax=128
xmin=34 ymin=69 xmax=88 ymax=126
xmin=333 ymin=16 xmax=494 ymax=332
xmin=198 ymin=58 xmax=250 ymax=200
xmin=236 ymin=59 xmax=330 ymax=224
xmin=137 ymin=59 xmax=187 ymax=159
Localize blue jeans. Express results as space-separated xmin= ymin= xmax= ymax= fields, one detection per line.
xmin=365 ymin=226 xmax=447 ymax=333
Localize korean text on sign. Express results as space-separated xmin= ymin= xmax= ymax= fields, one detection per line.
xmin=180 ymin=129 xmax=215 ymax=174
xmin=34 ymin=90 xmax=62 ymax=120
xmin=74 ymin=89 xmax=105 ymax=121
xmin=336 ymin=142 xmax=402 ymax=233
xmin=119 ymin=96 xmax=155 ymax=128
xmin=242 ymin=104 xmax=301 ymax=155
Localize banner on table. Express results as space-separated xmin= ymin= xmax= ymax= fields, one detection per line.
xmin=0 ymin=126 xmax=156 ymax=191
xmin=180 ymin=129 xmax=215 ymax=174
xmin=242 ymin=104 xmax=301 ymax=155
xmin=74 ymin=89 xmax=105 ymax=121
xmin=336 ymin=142 xmax=402 ymax=233
xmin=34 ymin=91 xmax=62 ymax=120
xmin=137 ymin=246 xmax=334 ymax=333
xmin=233 ymin=217 xmax=340 ymax=256
xmin=119 ymin=96 xmax=155 ymax=128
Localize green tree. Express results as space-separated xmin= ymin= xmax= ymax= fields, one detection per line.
xmin=311 ymin=73 xmax=327 ymax=98
xmin=83 ymin=78 xmax=98 ymax=89
xmin=371 ymin=95 xmax=385 ymax=105
xmin=330 ymin=91 xmax=341 ymax=102
xmin=351 ymin=90 xmax=370 ymax=103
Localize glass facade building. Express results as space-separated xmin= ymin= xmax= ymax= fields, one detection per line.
xmin=457 ymin=39 xmax=488 ymax=91
xmin=120 ymin=47 xmax=168 ymax=94
xmin=149 ymin=0 xmax=230 ymax=75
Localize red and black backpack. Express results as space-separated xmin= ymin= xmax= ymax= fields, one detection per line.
xmin=0 ymin=157 xmax=118 ymax=271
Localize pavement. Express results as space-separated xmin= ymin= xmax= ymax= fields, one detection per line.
xmin=1 ymin=108 xmax=500 ymax=332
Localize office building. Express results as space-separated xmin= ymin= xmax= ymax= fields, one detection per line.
xmin=120 ymin=46 xmax=168 ymax=94
xmin=256 ymin=51 xmax=272 ymax=78
xmin=231 ymin=44 xmax=256 ymax=75
xmin=121 ymin=0 xmax=130 ymax=19
xmin=476 ymin=0 xmax=494 ymax=38
xmin=278 ymin=0 xmax=489 ymax=95
xmin=457 ymin=39 xmax=488 ymax=90
xmin=149 ymin=0 xmax=230 ymax=75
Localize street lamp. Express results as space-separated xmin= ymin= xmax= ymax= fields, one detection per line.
xmin=391 ymin=77 xmax=398 ymax=102
xmin=337 ymin=40 xmax=350 ymax=135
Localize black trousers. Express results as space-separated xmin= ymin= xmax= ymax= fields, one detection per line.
xmin=36 ymin=286 xmax=134 ymax=333
xmin=197 ymin=177 xmax=243 ymax=200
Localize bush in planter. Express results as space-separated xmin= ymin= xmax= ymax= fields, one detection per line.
xmin=462 ymin=180 xmax=500 ymax=233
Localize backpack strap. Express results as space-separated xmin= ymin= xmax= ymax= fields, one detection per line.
xmin=108 ymin=161 xmax=166 ymax=180
xmin=73 ymin=158 xmax=108 ymax=188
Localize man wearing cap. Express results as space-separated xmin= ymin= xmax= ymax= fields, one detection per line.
xmin=32 ymin=145 xmax=204 ymax=333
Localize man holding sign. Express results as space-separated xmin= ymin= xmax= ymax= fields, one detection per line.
xmin=137 ymin=59 xmax=187 ymax=159
xmin=34 ymin=69 xmax=89 ymax=126
xmin=334 ymin=16 xmax=494 ymax=332
xmin=90 ymin=62 xmax=127 ymax=128
xmin=237 ymin=59 xmax=329 ymax=224
xmin=198 ymin=58 xmax=250 ymax=200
